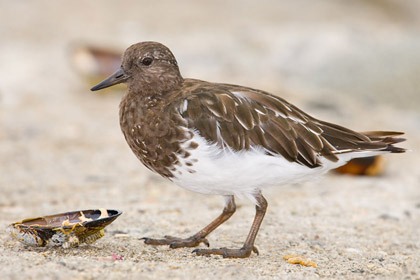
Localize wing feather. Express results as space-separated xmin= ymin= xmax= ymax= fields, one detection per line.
xmin=175 ymin=80 xmax=405 ymax=168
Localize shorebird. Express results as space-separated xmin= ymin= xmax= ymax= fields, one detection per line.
xmin=91 ymin=41 xmax=405 ymax=258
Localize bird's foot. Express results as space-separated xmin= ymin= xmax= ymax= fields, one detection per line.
xmin=141 ymin=235 xmax=210 ymax=248
xmin=192 ymin=246 xmax=259 ymax=258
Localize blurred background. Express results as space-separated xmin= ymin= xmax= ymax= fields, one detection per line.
xmin=1 ymin=1 xmax=419 ymax=278
xmin=3 ymin=0 xmax=419 ymax=195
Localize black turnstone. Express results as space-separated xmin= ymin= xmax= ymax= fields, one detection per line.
xmin=91 ymin=41 xmax=405 ymax=258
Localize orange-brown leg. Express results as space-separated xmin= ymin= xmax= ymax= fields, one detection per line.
xmin=193 ymin=191 xmax=267 ymax=258
xmin=142 ymin=195 xmax=236 ymax=248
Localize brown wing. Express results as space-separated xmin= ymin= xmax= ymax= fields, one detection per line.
xmin=175 ymin=80 xmax=404 ymax=168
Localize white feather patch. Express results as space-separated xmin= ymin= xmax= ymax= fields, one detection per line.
xmin=172 ymin=132 xmax=388 ymax=204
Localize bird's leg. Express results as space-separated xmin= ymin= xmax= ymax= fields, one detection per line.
xmin=193 ymin=191 xmax=267 ymax=258
xmin=142 ymin=195 xmax=236 ymax=248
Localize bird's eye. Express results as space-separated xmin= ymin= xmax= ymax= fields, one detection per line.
xmin=141 ymin=57 xmax=153 ymax=66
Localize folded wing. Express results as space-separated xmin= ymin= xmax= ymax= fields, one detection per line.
xmin=176 ymin=81 xmax=405 ymax=168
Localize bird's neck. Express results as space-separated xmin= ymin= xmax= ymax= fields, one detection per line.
xmin=126 ymin=75 xmax=184 ymax=98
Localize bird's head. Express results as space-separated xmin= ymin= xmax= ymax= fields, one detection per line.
xmin=91 ymin=41 xmax=183 ymax=94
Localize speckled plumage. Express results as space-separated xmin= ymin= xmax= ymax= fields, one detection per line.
xmin=91 ymin=41 xmax=405 ymax=258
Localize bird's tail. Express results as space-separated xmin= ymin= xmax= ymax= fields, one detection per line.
xmin=361 ymin=131 xmax=406 ymax=153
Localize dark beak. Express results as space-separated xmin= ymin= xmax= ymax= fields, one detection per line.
xmin=90 ymin=67 xmax=130 ymax=91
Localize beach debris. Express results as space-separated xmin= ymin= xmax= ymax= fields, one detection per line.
xmin=283 ymin=254 xmax=317 ymax=268
xmin=7 ymin=209 xmax=122 ymax=248
xmin=334 ymin=156 xmax=385 ymax=176
xmin=70 ymin=44 xmax=124 ymax=92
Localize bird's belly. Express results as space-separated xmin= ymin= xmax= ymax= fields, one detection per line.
xmin=171 ymin=134 xmax=343 ymax=200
